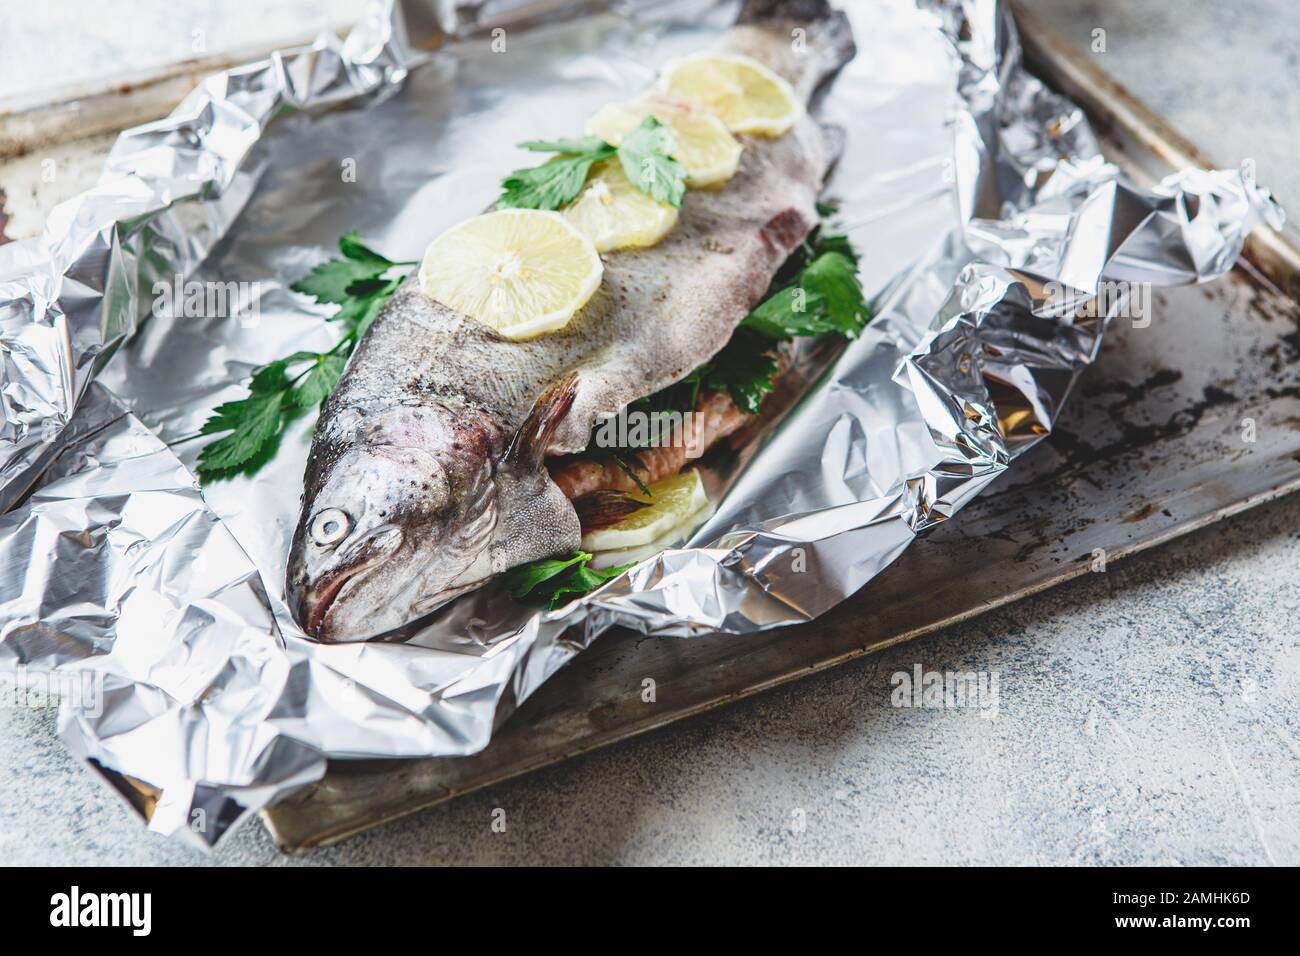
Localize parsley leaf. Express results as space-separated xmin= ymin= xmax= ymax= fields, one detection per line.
xmin=519 ymin=135 xmax=609 ymax=154
xmin=802 ymin=250 xmax=866 ymax=336
xmin=499 ymin=144 xmax=615 ymax=210
xmin=617 ymin=117 xmax=688 ymax=207
xmin=247 ymin=358 xmax=292 ymax=395
xmin=292 ymin=261 xmax=375 ymax=307
xmin=504 ymin=550 xmax=634 ymax=609
xmin=741 ymin=248 xmax=869 ymax=341
xmin=503 ymin=551 xmax=591 ymax=597
xmin=288 ymin=353 xmax=347 ymax=408
xmin=741 ymin=285 xmax=836 ymax=339
xmin=498 ymin=117 xmax=687 ymax=211
xmin=196 ymin=234 xmax=410 ymax=483
xmin=703 ymin=327 xmax=779 ymax=414
xmin=809 ymin=231 xmax=858 ymax=264
xmin=337 ymin=276 xmax=402 ymax=339
xmin=339 ymin=230 xmax=398 ymax=267
xmin=290 ymin=230 xmax=411 ymax=304
xmin=546 ymin=563 xmax=633 ymax=608
xmin=290 ymin=259 xmax=385 ymax=303
xmin=196 ymin=387 xmax=289 ymax=476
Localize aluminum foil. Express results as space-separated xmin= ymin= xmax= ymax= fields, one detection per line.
xmin=0 ymin=0 xmax=1282 ymax=849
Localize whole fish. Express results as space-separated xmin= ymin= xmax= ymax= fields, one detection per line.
xmin=287 ymin=0 xmax=856 ymax=640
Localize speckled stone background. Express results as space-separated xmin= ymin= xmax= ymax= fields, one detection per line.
xmin=1 ymin=0 xmax=1297 ymax=865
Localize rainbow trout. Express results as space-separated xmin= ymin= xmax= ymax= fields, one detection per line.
xmin=287 ymin=0 xmax=856 ymax=640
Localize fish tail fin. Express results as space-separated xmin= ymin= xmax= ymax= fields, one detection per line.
xmin=733 ymin=0 xmax=855 ymax=100
xmin=737 ymin=0 xmax=835 ymax=22
xmin=503 ymin=372 xmax=579 ymax=470
xmin=573 ymin=490 xmax=651 ymax=533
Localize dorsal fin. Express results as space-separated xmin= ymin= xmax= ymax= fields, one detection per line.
xmin=502 ymin=372 xmax=580 ymax=470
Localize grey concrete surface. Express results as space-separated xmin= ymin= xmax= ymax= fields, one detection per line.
xmin=1 ymin=0 xmax=1298 ymax=865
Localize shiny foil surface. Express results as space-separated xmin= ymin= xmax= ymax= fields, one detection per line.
xmin=0 ymin=0 xmax=1282 ymax=848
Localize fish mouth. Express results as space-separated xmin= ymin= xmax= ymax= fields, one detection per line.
xmin=305 ymin=558 xmax=475 ymax=640
xmin=302 ymin=560 xmax=382 ymax=638
xmin=297 ymin=529 xmax=404 ymax=639
xmin=303 ymin=569 xmax=353 ymax=637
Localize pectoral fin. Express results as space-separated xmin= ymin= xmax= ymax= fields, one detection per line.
xmin=573 ymin=490 xmax=651 ymax=532
xmin=503 ymin=372 xmax=580 ymax=470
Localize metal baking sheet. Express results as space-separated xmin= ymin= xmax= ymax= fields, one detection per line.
xmin=260 ymin=6 xmax=1300 ymax=851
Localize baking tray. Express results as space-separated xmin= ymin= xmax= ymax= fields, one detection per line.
xmin=255 ymin=4 xmax=1300 ymax=851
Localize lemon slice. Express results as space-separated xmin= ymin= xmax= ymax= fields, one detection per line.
xmin=585 ymin=95 xmax=743 ymax=187
xmin=659 ymin=53 xmax=802 ymax=136
xmin=587 ymin=498 xmax=717 ymax=570
xmin=419 ymin=209 xmax=602 ymax=340
xmin=581 ymin=468 xmax=710 ymax=552
xmin=562 ymin=160 xmax=678 ymax=252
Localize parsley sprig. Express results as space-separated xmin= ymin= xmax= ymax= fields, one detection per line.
xmin=742 ymin=225 xmax=867 ymax=341
xmin=502 ymin=550 xmax=634 ymax=609
xmin=498 ymin=117 xmax=688 ymax=210
xmin=195 ymin=233 xmax=413 ymax=482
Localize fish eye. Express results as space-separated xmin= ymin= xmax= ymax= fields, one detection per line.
xmin=310 ymin=508 xmax=351 ymax=547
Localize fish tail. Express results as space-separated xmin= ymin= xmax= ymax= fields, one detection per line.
xmin=737 ymin=0 xmax=837 ymax=23
xmin=733 ymin=0 xmax=855 ymax=100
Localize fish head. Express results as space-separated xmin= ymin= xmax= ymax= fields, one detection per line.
xmin=287 ymin=403 xmax=498 ymax=641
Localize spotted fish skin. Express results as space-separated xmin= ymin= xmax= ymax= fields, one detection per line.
xmin=288 ymin=0 xmax=856 ymax=641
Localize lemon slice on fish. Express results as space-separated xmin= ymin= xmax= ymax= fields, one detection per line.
xmin=562 ymin=160 xmax=679 ymax=252
xmin=581 ymin=468 xmax=709 ymax=552
xmin=585 ymin=95 xmax=743 ymax=187
xmin=419 ymin=209 xmax=602 ymax=340
xmin=659 ymin=53 xmax=802 ymax=136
